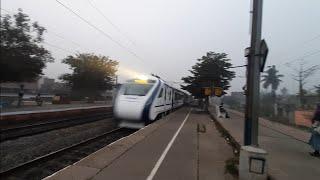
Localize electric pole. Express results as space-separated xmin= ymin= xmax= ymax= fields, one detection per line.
xmin=244 ymin=0 xmax=264 ymax=146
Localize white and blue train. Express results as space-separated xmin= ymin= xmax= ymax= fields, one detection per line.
xmin=113 ymin=77 xmax=189 ymax=129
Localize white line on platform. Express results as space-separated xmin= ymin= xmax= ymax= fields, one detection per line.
xmin=146 ymin=109 xmax=192 ymax=180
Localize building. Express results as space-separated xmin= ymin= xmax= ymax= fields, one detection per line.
xmin=0 ymin=81 xmax=39 ymax=94
xmin=230 ymin=91 xmax=245 ymax=104
xmin=0 ymin=76 xmax=55 ymax=95
xmin=223 ymin=91 xmax=246 ymax=109
xmin=38 ymin=77 xmax=55 ymax=90
xmin=38 ymin=77 xmax=55 ymax=93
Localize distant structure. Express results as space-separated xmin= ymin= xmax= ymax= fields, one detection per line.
xmin=0 ymin=76 xmax=70 ymax=96
xmin=223 ymin=91 xmax=246 ymax=109
xmin=0 ymin=81 xmax=38 ymax=94
xmin=38 ymin=77 xmax=55 ymax=93
xmin=230 ymin=91 xmax=246 ymax=104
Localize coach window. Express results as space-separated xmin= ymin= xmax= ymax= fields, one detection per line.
xmin=158 ymin=88 xmax=163 ymax=98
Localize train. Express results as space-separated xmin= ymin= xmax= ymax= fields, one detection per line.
xmin=113 ymin=76 xmax=190 ymax=129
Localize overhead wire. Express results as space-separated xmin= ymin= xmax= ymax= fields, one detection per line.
xmin=283 ymin=49 xmax=320 ymax=67
xmin=2 ymin=6 xmax=160 ymax=78
xmin=46 ymin=29 xmax=84 ymax=49
xmin=86 ymin=0 xmax=136 ymax=45
xmin=55 ymin=0 xmax=143 ymax=62
xmin=277 ymin=32 xmax=320 ymax=67
xmin=43 ymin=41 xmax=77 ymax=54
xmin=1 ymin=8 xmax=80 ymax=54
xmin=300 ymin=34 xmax=320 ymax=46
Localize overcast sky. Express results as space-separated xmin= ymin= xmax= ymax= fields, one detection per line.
xmin=2 ymin=0 xmax=320 ymax=93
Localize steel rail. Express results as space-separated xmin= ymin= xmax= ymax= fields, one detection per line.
xmin=0 ymin=127 xmax=129 ymax=177
xmin=0 ymin=112 xmax=113 ymax=141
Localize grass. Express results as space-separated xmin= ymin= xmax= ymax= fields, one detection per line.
xmin=225 ymin=157 xmax=239 ymax=177
xmin=208 ymin=111 xmax=240 ymax=178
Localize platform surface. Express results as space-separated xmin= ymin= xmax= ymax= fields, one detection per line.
xmin=1 ymin=104 xmax=111 ymax=116
xmin=1 ymin=101 xmax=112 ymax=115
xmin=209 ymin=107 xmax=320 ymax=180
xmin=45 ymin=107 xmax=234 ymax=180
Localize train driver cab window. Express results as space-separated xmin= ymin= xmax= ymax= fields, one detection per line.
xmin=158 ymin=88 xmax=163 ymax=98
xmin=123 ymin=83 xmax=154 ymax=96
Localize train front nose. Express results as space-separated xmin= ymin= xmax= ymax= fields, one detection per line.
xmin=114 ymin=96 xmax=146 ymax=121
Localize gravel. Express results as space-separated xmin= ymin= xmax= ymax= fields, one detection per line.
xmin=2 ymin=128 xmax=134 ymax=180
xmin=0 ymin=118 xmax=117 ymax=172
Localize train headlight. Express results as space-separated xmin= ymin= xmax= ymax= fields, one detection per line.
xmin=136 ymin=75 xmax=148 ymax=80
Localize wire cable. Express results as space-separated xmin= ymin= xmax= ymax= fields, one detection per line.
xmin=43 ymin=41 xmax=77 ymax=54
xmin=55 ymin=0 xmax=142 ymax=61
xmin=86 ymin=0 xmax=136 ymax=45
xmin=1 ymin=8 xmax=83 ymax=51
xmin=46 ymin=30 xmax=83 ymax=49
xmin=2 ymin=6 xmax=158 ymax=78
xmin=283 ymin=49 xmax=320 ymax=66
xmin=301 ymin=34 xmax=320 ymax=46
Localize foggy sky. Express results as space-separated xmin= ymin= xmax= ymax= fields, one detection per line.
xmin=2 ymin=0 xmax=320 ymax=94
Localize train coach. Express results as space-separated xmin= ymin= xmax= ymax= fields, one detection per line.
xmin=113 ymin=77 xmax=189 ymax=129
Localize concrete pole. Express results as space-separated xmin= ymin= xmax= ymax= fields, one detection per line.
xmin=244 ymin=0 xmax=263 ymax=146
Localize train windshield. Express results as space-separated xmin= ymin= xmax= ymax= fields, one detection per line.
xmin=123 ymin=83 xmax=154 ymax=96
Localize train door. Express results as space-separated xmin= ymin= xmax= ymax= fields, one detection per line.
xmin=155 ymin=86 xmax=165 ymax=113
xmin=172 ymin=90 xmax=176 ymax=108
xmin=164 ymin=86 xmax=168 ymax=111
xmin=167 ymin=87 xmax=172 ymax=111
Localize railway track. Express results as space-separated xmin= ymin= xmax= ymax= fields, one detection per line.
xmin=0 ymin=127 xmax=135 ymax=180
xmin=0 ymin=112 xmax=113 ymax=141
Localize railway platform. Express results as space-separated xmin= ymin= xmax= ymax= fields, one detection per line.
xmin=44 ymin=107 xmax=235 ymax=180
xmin=1 ymin=101 xmax=112 ymax=114
xmin=1 ymin=105 xmax=111 ymax=116
xmin=208 ymin=107 xmax=320 ymax=180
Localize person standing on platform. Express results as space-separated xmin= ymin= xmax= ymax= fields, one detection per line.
xmin=17 ymin=84 xmax=24 ymax=107
xmin=35 ymin=93 xmax=43 ymax=106
xmin=309 ymin=103 xmax=320 ymax=157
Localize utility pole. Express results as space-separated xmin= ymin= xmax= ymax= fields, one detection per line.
xmin=244 ymin=0 xmax=264 ymax=146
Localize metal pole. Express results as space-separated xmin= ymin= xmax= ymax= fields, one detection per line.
xmin=244 ymin=0 xmax=263 ymax=146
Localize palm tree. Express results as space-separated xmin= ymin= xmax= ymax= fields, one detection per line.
xmin=261 ymin=65 xmax=284 ymax=117
xmin=261 ymin=65 xmax=284 ymax=95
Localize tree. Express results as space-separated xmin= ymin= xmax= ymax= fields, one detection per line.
xmin=280 ymin=87 xmax=288 ymax=97
xmin=59 ymin=53 xmax=118 ymax=99
xmin=181 ymin=52 xmax=235 ymax=98
xmin=261 ymin=65 xmax=284 ymax=95
xmin=261 ymin=65 xmax=283 ymax=117
xmin=0 ymin=9 xmax=53 ymax=82
xmin=291 ymin=62 xmax=319 ymax=107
